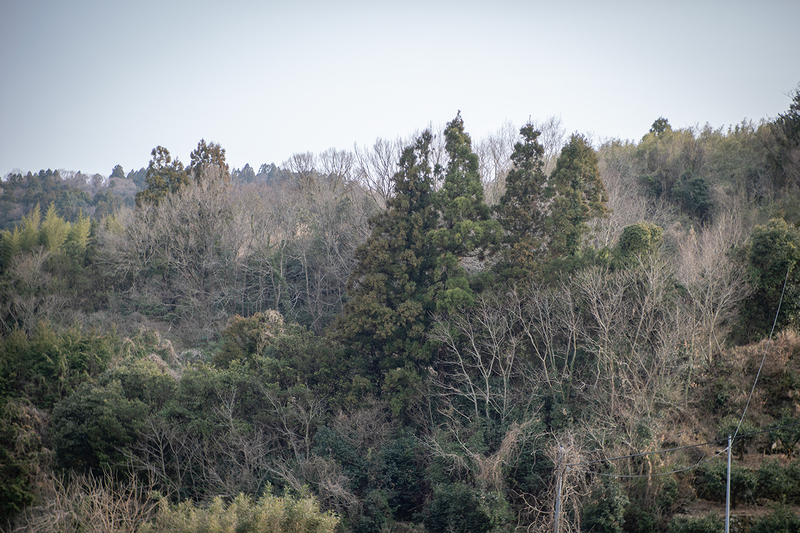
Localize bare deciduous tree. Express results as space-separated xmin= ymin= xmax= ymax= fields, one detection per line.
xmin=676 ymin=202 xmax=753 ymax=363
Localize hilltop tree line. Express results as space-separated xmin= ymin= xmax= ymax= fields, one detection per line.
xmin=2 ymin=88 xmax=800 ymax=533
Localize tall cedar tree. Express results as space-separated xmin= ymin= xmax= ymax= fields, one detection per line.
xmin=546 ymin=134 xmax=609 ymax=257
xmin=333 ymin=131 xmax=439 ymax=372
xmin=427 ymin=112 xmax=501 ymax=312
xmin=135 ymin=146 xmax=188 ymax=208
xmin=188 ymin=139 xmax=231 ymax=185
xmin=494 ymin=123 xmax=548 ymax=281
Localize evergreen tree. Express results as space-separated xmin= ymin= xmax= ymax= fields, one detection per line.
xmin=546 ymin=134 xmax=608 ymax=257
xmin=109 ymin=164 xmax=126 ymax=179
xmin=333 ymin=130 xmax=439 ymax=372
xmin=188 ymin=139 xmax=230 ymax=185
xmin=427 ymin=113 xmax=500 ymax=311
xmin=135 ymin=146 xmax=188 ymax=208
xmin=494 ymin=123 xmax=548 ymax=281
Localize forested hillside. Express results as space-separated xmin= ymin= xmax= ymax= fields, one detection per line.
xmin=2 ymin=88 xmax=800 ymax=533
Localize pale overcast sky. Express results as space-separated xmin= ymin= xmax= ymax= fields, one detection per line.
xmin=1 ymin=0 xmax=798 ymax=177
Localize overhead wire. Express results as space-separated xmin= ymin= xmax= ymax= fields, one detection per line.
xmin=567 ymin=422 xmax=800 ymax=478
xmin=733 ymin=260 xmax=793 ymax=440
xmin=565 ymin=260 xmax=796 ymax=480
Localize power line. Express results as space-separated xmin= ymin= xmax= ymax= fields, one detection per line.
xmin=567 ymin=421 xmax=800 ymax=478
xmin=733 ymin=261 xmax=792 ymax=440
xmin=565 ymin=262 xmax=795 ymax=480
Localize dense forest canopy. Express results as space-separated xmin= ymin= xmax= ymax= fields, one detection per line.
xmin=3 ymin=88 xmax=800 ymax=533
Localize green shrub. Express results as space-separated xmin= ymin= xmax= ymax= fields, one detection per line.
xmin=582 ymin=476 xmax=629 ymax=533
xmin=694 ymin=461 xmax=756 ymax=507
xmin=0 ymin=323 xmax=116 ymax=409
xmin=757 ymin=459 xmax=800 ymax=502
xmin=623 ymin=507 xmax=658 ymax=533
xmin=750 ymin=505 xmax=800 ymax=533
xmin=424 ymin=483 xmax=492 ymax=533
xmin=50 ymin=380 xmax=148 ymax=471
xmin=668 ymin=514 xmax=722 ymax=533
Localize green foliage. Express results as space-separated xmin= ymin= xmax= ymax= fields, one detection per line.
xmin=428 ymin=113 xmax=500 ymax=312
xmin=650 ymin=117 xmax=672 ymax=136
xmin=769 ymin=85 xmax=800 ymax=192
xmin=582 ymin=476 xmax=629 ymax=533
xmin=750 ymin=504 xmax=800 ymax=533
xmin=381 ymin=366 xmax=424 ymax=419
xmin=141 ymin=491 xmax=339 ymax=533
xmin=46 ymin=335 xmax=177 ymax=473
xmin=188 ymin=139 xmax=231 ymax=185
xmin=333 ymin=130 xmax=439 ymax=371
xmin=637 ymin=123 xmax=703 ymax=200
xmin=715 ymin=417 xmax=758 ymax=459
xmin=494 ymin=123 xmax=548 ymax=281
xmin=51 ymin=379 xmax=148 ymax=471
xmin=769 ymin=410 xmax=800 ymax=455
xmin=693 ymin=460 xmax=756 ymax=507
xmin=135 ymin=146 xmax=189 ymax=208
xmin=0 ymin=401 xmax=42 ymax=522
xmin=671 ymin=172 xmax=713 ymax=221
xmin=667 ymin=514 xmax=723 ymax=533
xmin=546 ymin=133 xmax=609 ymax=258
xmin=614 ymin=223 xmax=663 ymax=264
xmin=214 ymin=311 xmax=285 ymax=368
xmin=741 ymin=218 xmax=800 ymax=339
xmin=259 ymin=323 xmax=354 ymax=403
xmin=757 ymin=459 xmax=800 ymax=503
xmin=0 ymin=170 xmax=96 ymax=232
xmin=424 ymin=483 xmax=492 ymax=533
xmin=381 ymin=432 xmax=427 ymax=521
xmin=0 ymin=323 xmax=116 ymax=409
xmin=622 ymin=507 xmax=658 ymax=533
xmin=110 ymin=164 xmax=126 ymax=179
xmin=39 ymin=203 xmax=70 ymax=253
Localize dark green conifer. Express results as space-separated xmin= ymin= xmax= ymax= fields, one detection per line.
xmin=546 ymin=134 xmax=609 ymax=257
xmin=332 ymin=131 xmax=439 ymax=371
xmin=427 ymin=113 xmax=500 ymax=311
xmin=494 ymin=123 xmax=548 ymax=281
xmin=134 ymin=146 xmax=188 ymax=208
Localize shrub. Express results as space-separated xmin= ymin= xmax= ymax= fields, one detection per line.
xmin=693 ymin=461 xmax=756 ymax=507
xmin=582 ymin=476 xmax=629 ymax=533
xmin=424 ymin=483 xmax=492 ymax=533
xmin=668 ymin=514 xmax=722 ymax=533
xmin=750 ymin=505 xmax=800 ymax=533
xmin=757 ymin=459 xmax=800 ymax=502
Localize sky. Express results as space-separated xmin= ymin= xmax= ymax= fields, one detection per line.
xmin=1 ymin=0 xmax=798 ymax=178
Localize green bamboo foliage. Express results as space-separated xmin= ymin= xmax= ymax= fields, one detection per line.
xmin=66 ymin=210 xmax=90 ymax=249
xmin=0 ymin=226 xmax=22 ymax=270
xmin=39 ymin=204 xmax=70 ymax=253
xmin=19 ymin=204 xmax=41 ymax=251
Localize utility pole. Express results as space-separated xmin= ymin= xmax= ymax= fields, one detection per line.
xmin=725 ymin=435 xmax=731 ymax=533
xmin=554 ymin=447 xmax=563 ymax=533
